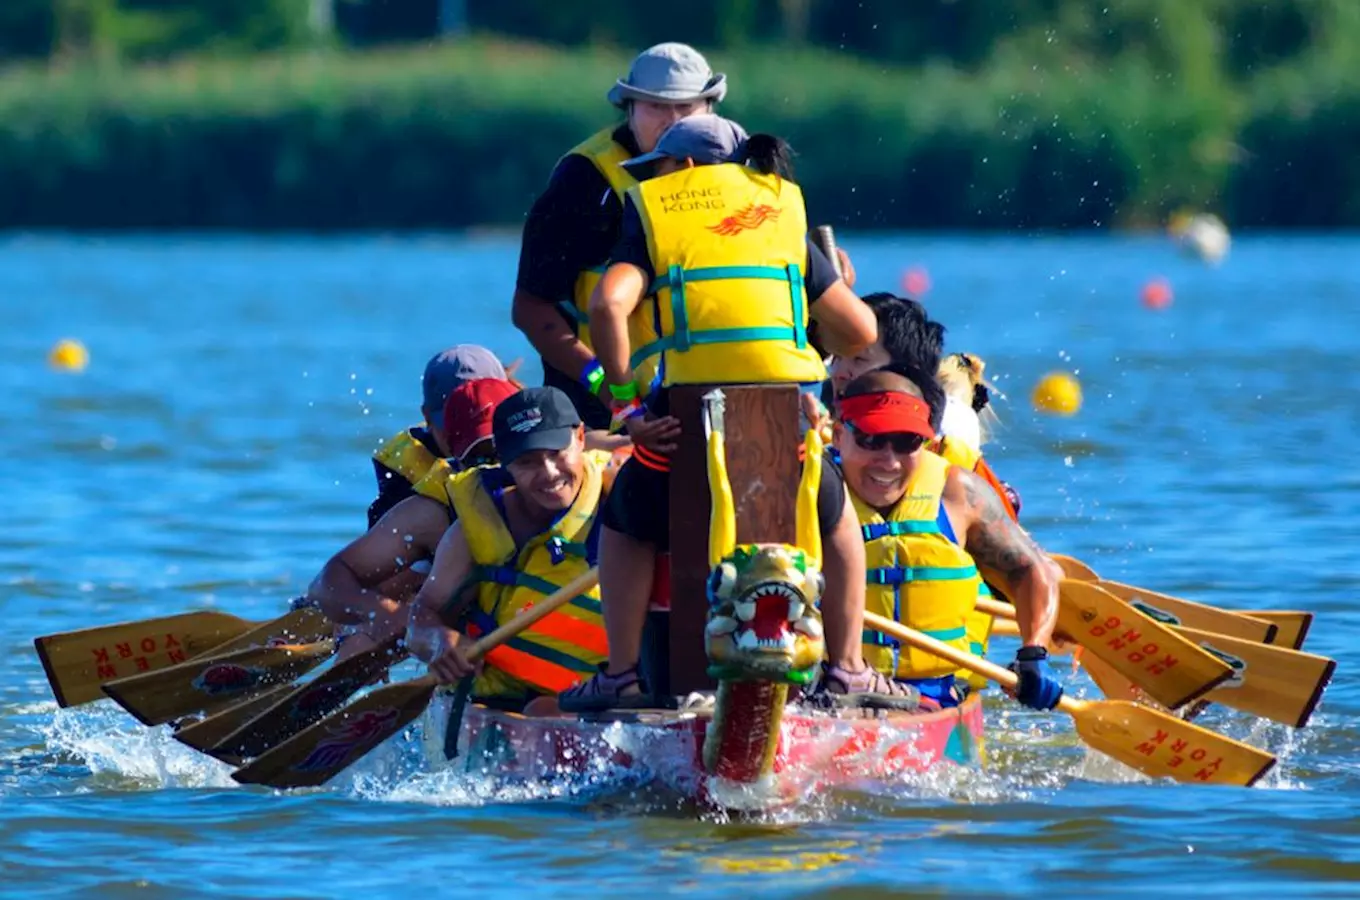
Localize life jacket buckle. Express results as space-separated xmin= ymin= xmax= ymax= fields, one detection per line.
xmin=868 ymin=568 xmax=905 ymax=586
xmin=546 ymin=537 xmax=567 ymax=565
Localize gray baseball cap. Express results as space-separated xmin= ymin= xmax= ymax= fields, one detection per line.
xmin=621 ymin=114 xmax=750 ymax=172
xmin=422 ymin=345 xmax=507 ymax=431
xmin=608 ymin=42 xmax=727 ymax=109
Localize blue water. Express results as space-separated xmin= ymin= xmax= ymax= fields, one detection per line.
xmin=1 ymin=233 xmax=1356 ymax=897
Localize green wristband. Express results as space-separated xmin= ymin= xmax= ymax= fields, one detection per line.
xmin=608 ymin=381 xmax=638 ymax=402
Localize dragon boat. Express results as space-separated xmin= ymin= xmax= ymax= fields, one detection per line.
xmin=420 ymin=385 xmax=985 ymax=809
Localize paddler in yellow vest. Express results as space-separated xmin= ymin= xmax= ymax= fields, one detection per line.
xmin=831 ymin=366 xmax=1063 ymax=711
xmin=510 ymin=43 xmax=728 ymax=430
xmin=408 ymin=387 xmax=610 ymax=715
xmin=368 ymin=345 xmax=508 ymax=527
xmin=558 ymin=113 xmax=913 ymax=710
xmin=822 ymin=294 xmax=1020 ymax=686
xmin=311 ymin=378 xmax=520 ymax=661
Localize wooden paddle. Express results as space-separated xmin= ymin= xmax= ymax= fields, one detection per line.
xmin=862 ymin=611 xmax=1276 ymax=787
xmin=102 ymin=639 xmax=336 ymax=726
xmin=1178 ymin=626 xmax=1334 ymax=728
xmin=231 ymin=567 xmax=600 ymax=790
xmin=172 ymin=683 xmax=299 ymax=758
xmin=1055 ymin=579 xmax=1234 ymax=709
xmin=33 ymin=607 xmax=328 ymax=708
xmin=978 ymin=598 xmax=1336 ymax=727
xmin=1051 ymin=555 xmax=1287 ymax=645
xmin=1246 ymin=612 xmax=1312 ymax=650
xmin=211 ymin=636 xmax=410 ymax=761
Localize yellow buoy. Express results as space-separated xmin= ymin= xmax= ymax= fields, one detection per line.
xmin=48 ymin=339 xmax=89 ymax=373
xmin=1032 ymin=371 xmax=1081 ymax=416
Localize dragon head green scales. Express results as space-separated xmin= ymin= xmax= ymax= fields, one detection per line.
xmin=705 ymin=543 xmax=825 ymax=683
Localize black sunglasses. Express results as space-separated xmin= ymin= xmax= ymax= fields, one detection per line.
xmin=846 ymin=422 xmax=925 ymax=455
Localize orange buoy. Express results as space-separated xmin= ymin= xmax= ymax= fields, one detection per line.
xmin=1141 ymin=278 xmax=1173 ymax=310
xmin=901 ymin=266 xmax=931 ymax=298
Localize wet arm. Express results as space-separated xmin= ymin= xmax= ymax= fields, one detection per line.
xmin=307 ymin=498 xmax=449 ymax=625
xmin=407 ymin=522 xmax=476 ymax=664
xmin=588 ymin=262 xmax=647 ymax=387
xmin=511 ymin=288 xmax=596 ymax=382
xmin=951 ymin=468 xmax=1057 ymax=648
xmin=808 ymin=282 xmax=876 ymax=359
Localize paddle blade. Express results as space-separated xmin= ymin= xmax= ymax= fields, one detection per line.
xmin=1180 ymin=627 xmax=1336 ymax=728
xmin=1068 ymin=698 xmax=1276 ymax=787
xmin=172 ymin=683 xmax=298 ymax=758
xmin=1058 ymin=580 xmax=1233 ymax=709
xmin=206 ymin=607 xmax=334 ymax=654
xmin=1096 ymin=581 xmax=1277 ymax=645
xmin=102 ymin=641 xmax=335 ymax=726
xmin=231 ymin=676 xmax=437 ymax=790
xmin=215 ymin=638 xmax=408 ymax=761
xmin=34 ymin=610 xmax=255 ymax=707
xmin=1250 ymin=611 xmax=1313 ymax=650
xmin=1081 ymin=652 xmax=1142 ymax=702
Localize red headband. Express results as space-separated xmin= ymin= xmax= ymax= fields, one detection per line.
xmin=838 ymin=391 xmax=935 ymax=439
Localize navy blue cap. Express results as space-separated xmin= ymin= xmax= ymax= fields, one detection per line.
xmin=492 ymin=387 xmax=582 ymax=464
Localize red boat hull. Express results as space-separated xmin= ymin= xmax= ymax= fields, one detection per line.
xmin=423 ymin=692 xmax=985 ymax=808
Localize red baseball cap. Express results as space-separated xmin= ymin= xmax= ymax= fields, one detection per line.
xmin=838 ymin=391 xmax=935 ymax=439
xmin=442 ymin=378 xmax=519 ymax=460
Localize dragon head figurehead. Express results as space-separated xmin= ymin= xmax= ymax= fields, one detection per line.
xmin=702 ymin=391 xmax=827 ymax=685
xmin=705 ymin=543 xmax=825 ymax=683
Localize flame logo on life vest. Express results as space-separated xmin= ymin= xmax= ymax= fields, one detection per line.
xmin=292 ymin=708 xmax=402 ymax=773
xmin=707 ymin=204 xmax=781 ymax=236
xmin=192 ymin=663 xmax=265 ymax=696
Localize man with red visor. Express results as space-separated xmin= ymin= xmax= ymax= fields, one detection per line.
xmin=831 ymin=365 xmax=1063 ymax=710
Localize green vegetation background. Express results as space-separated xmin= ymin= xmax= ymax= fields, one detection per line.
xmin=1 ymin=0 xmax=1357 ymax=230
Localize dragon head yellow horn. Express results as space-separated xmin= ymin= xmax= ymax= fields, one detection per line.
xmin=796 ymin=427 xmax=823 ymax=568
xmin=703 ymin=390 xmax=737 ymax=569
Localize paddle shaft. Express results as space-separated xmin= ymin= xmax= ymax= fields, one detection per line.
xmin=865 ymin=612 xmax=1279 ymax=787
xmin=322 ymin=565 xmax=599 ymax=704
xmin=389 ymin=568 xmax=599 ymax=689
xmin=863 ymin=611 xmax=1020 ymax=693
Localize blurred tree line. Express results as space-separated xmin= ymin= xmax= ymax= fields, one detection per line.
xmin=2 ymin=0 xmax=1355 ymax=76
xmin=1 ymin=0 xmax=1357 ymax=230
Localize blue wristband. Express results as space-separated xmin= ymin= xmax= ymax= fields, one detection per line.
xmin=580 ymin=359 xmax=605 ymax=393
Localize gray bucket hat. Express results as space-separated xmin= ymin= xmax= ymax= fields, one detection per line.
xmin=621 ymin=114 xmax=750 ymax=172
xmin=608 ymin=42 xmax=727 ymax=109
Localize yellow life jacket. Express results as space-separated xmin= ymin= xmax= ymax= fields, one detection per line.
xmin=626 ymin=163 xmax=826 ymax=393
xmin=450 ymin=452 xmax=610 ymax=701
xmin=556 ymin=127 xmax=639 ymax=351
xmin=934 ymin=435 xmax=980 ymax=472
xmin=409 ymin=461 xmax=457 ymax=511
xmin=852 ymin=451 xmax=981 ymax=680
xmin=931 ymin=434 xmax=994 ymax=688
xmin=373 ymin=427 xmax=442 ymax=490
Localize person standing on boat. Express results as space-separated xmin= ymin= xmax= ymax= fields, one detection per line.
xmin=311 ymin=378 xmax=520 ymax=661
xmin=509 ymin=43 xmax=728 ymax=431
xmin=407 ymin=387 xmax=611 ymax=715
xmin=368 ymin=345 xmax=509 ymax=527
xmin=831 ymin=366 xmax=1062 ymax=710
xmin=559 ymin=113 xmax=912 ymax=710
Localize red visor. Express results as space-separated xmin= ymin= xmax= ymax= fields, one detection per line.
xmin=838 ymin=392 xmax=935 ymax=439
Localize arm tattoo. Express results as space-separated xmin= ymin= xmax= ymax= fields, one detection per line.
xmin=960 ymin=471 xmax=1044 ymax=581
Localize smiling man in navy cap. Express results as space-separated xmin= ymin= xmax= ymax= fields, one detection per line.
xmin=407 ymin=386 xmax=613 ymax=715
